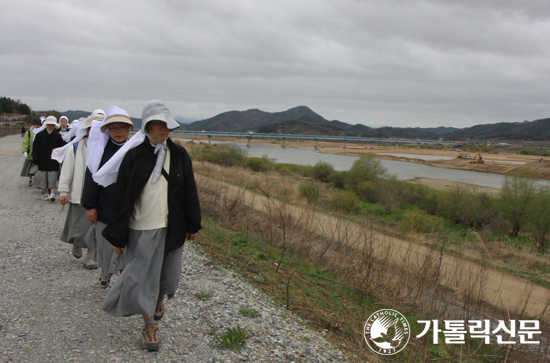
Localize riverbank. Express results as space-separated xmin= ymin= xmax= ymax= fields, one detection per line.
xmin=174 ymin=135 xmax=550 ymax=184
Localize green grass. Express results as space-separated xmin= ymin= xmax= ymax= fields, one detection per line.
xmin=194 ymin=292 xmax=214 ymax=300
xmin=217 ymin=325 xmax=249 ymax=351
xmin=239 ymin=307 xmax=261 ymax=318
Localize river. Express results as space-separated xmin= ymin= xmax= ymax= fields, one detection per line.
xmin=183 ymin=139 xmax=550 ymax=189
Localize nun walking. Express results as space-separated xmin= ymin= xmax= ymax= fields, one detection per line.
xmin=101 ymin=100 xmax=201 ymax=351
xmin=20 ymin=118 xmax=43 ymax=186
xmin=54 ymin=114 xmax=101 ymax=268
xmin=32 ymin=116 xmax=66 ymax=201
xmin=82 ymin=107 xmax=132 ymax=288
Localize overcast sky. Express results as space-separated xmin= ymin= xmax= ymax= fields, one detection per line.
xmin=2 ymin=0 xmax=550 ymax=128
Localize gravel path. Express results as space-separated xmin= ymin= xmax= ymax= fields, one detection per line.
xmin=0 ymin=135 xmax=345 ymax=363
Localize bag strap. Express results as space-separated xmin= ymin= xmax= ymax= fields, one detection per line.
xmin=27 ymin=130 xmax=31 ymax=153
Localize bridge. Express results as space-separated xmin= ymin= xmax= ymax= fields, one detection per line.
xmin=169 ymin=130 xmax=464 ymax=149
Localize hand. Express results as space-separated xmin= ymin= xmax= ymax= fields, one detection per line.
xmin=59 ymin=196 xmax=68 ymax=205
xmin=186 ymin=232 xmax=198 ymax=241
xmin=113 ymin=246 xmax=125 ymax=255
xmin=86 ymin=209 xmax=97 ymax=223
xmin=23 ymin=152 xmax=28 ymax=158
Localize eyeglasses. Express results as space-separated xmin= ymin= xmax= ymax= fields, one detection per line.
xmin=108 ymin=125 xmax=129 ymax=131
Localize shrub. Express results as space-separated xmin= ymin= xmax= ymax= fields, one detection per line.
xmin=311 ymin=161 xmax=335 ymax=183
xmin=480 ymin=145 xmax=497 ymax=154
xmin=330 ymin=190 xmax=362 ymax=214
xmin=354 ymin=181 xmax=378 ymax=203
xmin=519 ymin=148 xmax=550 ymax=157
xmin=192 ymin=143 xmax=246 ymax=167
xmin=329 ymin=172 xmax=346 ymax=189
xmin=244 ymin=155 xmax=274 ymax=172
xmin=401 ymin=210 xmax=443 ymax=233
xmin=299 ymin=181 xmax=320 ymax=204
xmin=345 ymin=154 xmax=387 ymax=190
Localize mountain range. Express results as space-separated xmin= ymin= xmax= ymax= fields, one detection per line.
xmin=62 ymin=107 xmax=550 ymax=141
xmin=185 ymin=106 xmax=550 ymax=141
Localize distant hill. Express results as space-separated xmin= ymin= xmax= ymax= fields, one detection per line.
xmin=185 ymin=106 xmax=327 ymax=132
xmin=186 ymin=106 xmax=443 ymax=139
xmin=444 ymin=118 xmax=550 ymax=141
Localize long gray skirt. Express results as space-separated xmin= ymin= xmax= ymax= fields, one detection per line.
xmin=85 ymin=221 xmax=125 ymax=276
xmin=60 ymin=203 xmax=92 ymax=249
xmin=102 ymin=228 xmax=183 ymax=318
xmin=34 ymin=170 xmax=58 ymax=189
xmin=20 ymin=159 xmax=34 ymax=177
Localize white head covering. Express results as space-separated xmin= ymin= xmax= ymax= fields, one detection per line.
xmin=86 ymin=108 xmax=121 ymax=177
xmin=51 ymin=117 xmax=87 ymax=163
xmin=59 ymin=116 xmax=69 ymax=126
xmin=92 ymin=100 xmax=177 ymax=187
xmin=142 ymin=99 xmax=180 ymax=131
xmin=44 ymin=116 xmax=57 ymax=126
xmin=88 ymin=106 xmax=138 ymax=186
xmin=32 ymin=122 xmax=47 ymax=137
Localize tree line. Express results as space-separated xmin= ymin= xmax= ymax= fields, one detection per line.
xmin=0 ymin=97 xmax=31 ymax=115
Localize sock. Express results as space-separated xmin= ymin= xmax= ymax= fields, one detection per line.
xmin=142 ymin=315 xmax=156 ymax=327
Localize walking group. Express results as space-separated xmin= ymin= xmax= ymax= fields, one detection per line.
xmin=19 ymin=100 xmax=202 ymax=351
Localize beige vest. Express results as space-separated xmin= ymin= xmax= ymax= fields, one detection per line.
xmin=129 ymin=149 xmax=171 ymax=230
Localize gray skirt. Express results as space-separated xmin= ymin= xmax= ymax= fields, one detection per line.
xmin=101 ymin=228 xmax=183 ymax=318
xmin=60 ymin=203 xmax=92 ymax=249
xmin=20 ymin=159 xmax=35 ymax=177
xmin=34 ymin=170 xmax=58 ymax=189
xmin=85 ymin=221 xmax=125 ymax=276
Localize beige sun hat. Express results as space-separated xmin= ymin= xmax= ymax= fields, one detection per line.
xmin=100 ymin=106 xmax=134 ymax=132
xmin=44 ymin=116 xmax=58 ymax=126
xmin=83 ymin=111 xmax=105 ymax=130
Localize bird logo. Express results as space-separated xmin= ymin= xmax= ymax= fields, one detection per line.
xmin=364 ymin=309 xmax=410 ymax=355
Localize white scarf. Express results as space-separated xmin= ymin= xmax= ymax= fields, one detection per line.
xmin=51 ymin=118 xmax=87 ymax=163
xmin=31 ymin=124 xmax=46 ymax=141
xmin=92 ymin=130 xmax=146 ymax=187
xmin=85 ymin=119 xmax=110 ymax=176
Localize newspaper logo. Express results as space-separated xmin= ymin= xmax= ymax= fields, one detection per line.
xmin=364 ymin=309 xmax=410 ymax=355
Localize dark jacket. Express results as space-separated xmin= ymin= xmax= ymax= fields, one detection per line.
xmin=32 ymin=129 xmax=65 ymax=171
xmin=81 ymin=139 xmax=125 ymax=224
xmin=102 ymin=138 xmax=201 ymax=253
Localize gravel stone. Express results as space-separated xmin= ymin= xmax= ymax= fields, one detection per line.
xmin=0 ymin=135 xmax=345 ymax=362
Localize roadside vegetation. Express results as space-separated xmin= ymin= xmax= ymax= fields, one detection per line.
xmin=183 ymin=140 xmax=550 ymax=362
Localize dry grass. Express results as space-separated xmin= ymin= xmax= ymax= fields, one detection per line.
xmin=193 ymin=162 xmax=550 ymax=362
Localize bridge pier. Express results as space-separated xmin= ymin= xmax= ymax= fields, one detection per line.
xmin=282 ymin=138 xmax=287 ymax=148
xmin=314 ymin=139 xmax=319 ymax=150
xmin=208 ymin=135 xmax=212 ymax=145
xmin=343 ymin=140 xmax=347 ymax=149
xmin=247 ymin=136 xmax=252 ymax=148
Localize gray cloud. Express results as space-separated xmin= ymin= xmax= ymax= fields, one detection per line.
xmin=1 ymin=0 xmax=549 ymax=128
